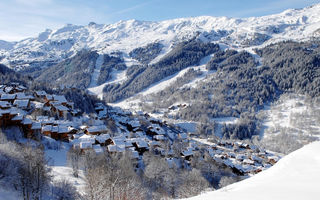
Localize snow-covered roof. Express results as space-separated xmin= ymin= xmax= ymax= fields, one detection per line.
xmin=87 ymin=125 xmax=107 ymax=133
xmin=0 ymin=101 xmax=11 ymax=108
xmin=95 ymin=134 xmax=110 ymax=143
xmin=182 ymin=147 xmax=194 ymax=157
xmin=4 ymin=86 xmax=13 ymax=93
xmin=35 ymin=91 xmax=47 ymax=96
xmin=45 ymin=94 xmax=53 ymax=100
xmin=53 ymin=95 xmax=67 ymax=103
xmin=148 ymin=124 xmax=165 ymax=135
xmin=154 ymin=135 xmax=166 ymax=141
xmin=15 ymin=93 xmax=33 ymax=100
xmin=55 ymin=105 xmax=69 ymax=111
xmin=1 ymin=94 xmax=16 ymax=100
xmin=128 ymin=120 xmax=140 ymax=128
xmin=58 ymin=126 xmax=69 ymax=133
xmin=9 ymin=107 xmax=19 ymax=115
xmin=42 ymin=125 xmax=52 ymax=132
xmin=79 ymin=134 xmax=96 ymax=143
xmin=22 ymin=117 xmax=32 ymax=125
xmin=134 ymin=138 xmax=148 ymax=148
xmin=13 ymin=99 xmax=29 ymax=108
xmin=36 ymin=115 xmax=48 ymax=121
xmin=108 ymin=144 xmax=125 ymax=153
xmin=31 ymin=122 xmax=41 ymax=130
xmin=11 ymin=113 xmax=24 ymax=121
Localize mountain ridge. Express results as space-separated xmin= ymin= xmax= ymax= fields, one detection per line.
xmin=1 ymin=3 xmax=320 ymax=70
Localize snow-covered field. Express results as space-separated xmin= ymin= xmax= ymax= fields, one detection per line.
xmin=259 ymin=94 xmax=320 ymax=140
xmin=45 ymin=144 xmax=87 ymax=196
xmin=185 ymin=141 xmax=320 ymax=200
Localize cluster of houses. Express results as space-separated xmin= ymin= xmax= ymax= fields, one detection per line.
xmin=205 ymin=140 xmax=280 ymax=175
xmin=0 ymin=83 xmax=280 ymax=175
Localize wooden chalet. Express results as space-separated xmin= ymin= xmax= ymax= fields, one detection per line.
xmin=52 ymin=95 xmax=68 ymax=106
xmin=95 ymin=134 xmax=111 ymax=146
xmin=85 ymin=125 xmax=108 ymax=135
xmin=181 ymin=147 xmax=194 ymax=161
xmin=42 ymin=125 xmax=52 ymax=137
xmin=1 ymin=94 xmax=16 ymax=104
xmin=11 ymin=113 xmax=24 ymax=126
xmin=0 ymin=108 xmax=18 ymax=126
xmin=49 ymin=126 xmax=59 ymax=140
xmin=132 ymin=138 xmax=149 ymax=154
xmin=0 ymin=101 xmax=11 ymax=109
xmin=34 ymin=91 xmax=47 ymax=99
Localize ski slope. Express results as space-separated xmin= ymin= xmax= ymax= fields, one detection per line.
xmin=185 ymin=141 xmax=320 ymax=200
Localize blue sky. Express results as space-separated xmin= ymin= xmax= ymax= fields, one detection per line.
xmin=0 ymin=0 xmax=319 ymax=41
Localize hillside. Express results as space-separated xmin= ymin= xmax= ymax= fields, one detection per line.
xmin=186 ymin=141 xmax=320 ymax=200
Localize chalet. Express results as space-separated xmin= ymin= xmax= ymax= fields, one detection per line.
xmin=0 ymin=101 xmax=11 ymax=109
xmin=34 ymin=91 xmax=47 ymax=99
xmin=1 ymin=94 xmax=16 ymax=103
xmin=16 ymin=85 xmax=27 ymax=93
xmin=22 ymin=117 xmax=32 ymax=128
xmin=53 ymin=95 xmax=67 ymax=105
xmin=31 ymin=122 xmax=41 ymax=139
xmin=55 ymin=105 xmax=69 ymax=118
xmin=4 ymin=86 xmax=13 ymax=94
xmin=132 ymin=138 xmax=149 ymax=154
xmin=37 ymin=116 xmax=55 ymax=125
xmin=85 ymin=125 xmax=107 ymax=135
xmin=146 ymin=124 xmax=165 ymax=137
xmin=13 ymin=99 xmax=30 ymax=109
xmin=78 ymin=134 xmax=96 ymax=151
xmin=267 ymin=156 xmax=279 ymax=165
xmin=42 ymin=125 xmax=52 ymax=136
xmin=11 ymin=113 xmax=24 ymax=125
xmin=181 ymin=147 xmax=194 ymax=161
xmin=153 ymin=135 xmax=166 ymax=141
xmin=0 ymin=108 xmax=18 ymax=126
xmin=57 ymin=126 xmax=70 ymax=141
xmin=95 ymin=134 xmax=110 ymax=146
xmin=107 ymin=144 xmax=125 ymax=153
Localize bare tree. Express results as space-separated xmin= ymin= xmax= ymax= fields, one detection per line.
xmin=67 ymin=147 xmax=81 ymax=178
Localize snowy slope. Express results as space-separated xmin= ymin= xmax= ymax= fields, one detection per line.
xmin=1 ymin=4 xmax=320 ymax=69
xmin=185 ymin=141 xmax=320 ymax=200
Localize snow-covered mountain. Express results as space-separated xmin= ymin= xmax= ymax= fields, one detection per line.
xmin=1 ymin=3 xmax=320 ymax=70
xmin=185 ymin=141 xmax=320 ymax=200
